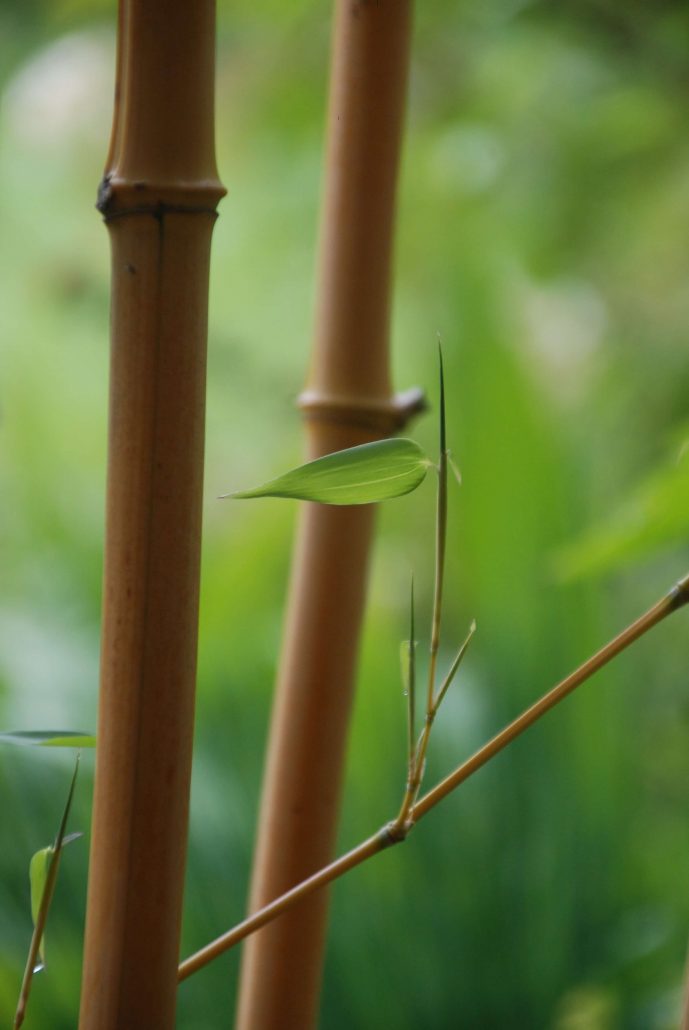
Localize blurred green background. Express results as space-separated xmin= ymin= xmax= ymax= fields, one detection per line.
xmin=1 ymin=1 xmax=689 ymax=1026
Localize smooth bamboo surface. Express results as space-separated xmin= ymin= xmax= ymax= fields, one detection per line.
xmin=236 ymin=2 xmax=414 ymax=1027
xmin=79 ymin=3 xmax=224 ymax=1028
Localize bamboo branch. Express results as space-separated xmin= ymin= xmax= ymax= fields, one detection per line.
xmin=235 ymin=3 xmax=414 ymax=1027
xmin=413 ymin=571 xmax=689 ymax=821
xmin=179 ymin=572 xmax=689 ymax=978
xmin=179 ymin=830 xmax=394 ymax=982
xmin=78 ymin=4 xmax=224 ymax=1028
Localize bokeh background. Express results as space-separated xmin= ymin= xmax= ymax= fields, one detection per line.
xmin=2 ymin=1 xmax=689 ymax=1026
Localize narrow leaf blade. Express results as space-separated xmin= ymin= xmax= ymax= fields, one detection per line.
xmin=222 ymin=438 xmax=430 ymax=505
xmin=0 ymin=730 xmax=96 ymax=748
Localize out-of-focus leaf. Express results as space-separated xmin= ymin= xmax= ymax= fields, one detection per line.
xmin=0 ymin=730 xmax=95 ymax=748
xmin=28 ymin=832 xmax=82 ymax=970
xmin=14 ymin=759 xmax=81 ymax=1029
xmin=28 ymin=848 xmax=51 ymax=968
xmin=222 ymin=438 xmax=431 ymax=505
xmin=555 ymin=444 xmax=689 ymax=580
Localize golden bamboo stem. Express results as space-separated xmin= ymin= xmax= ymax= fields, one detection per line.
xmin=78 ymin=4 xmax=224 ymax=1028
xmin=235 ymin=2 xmax=415 ymax=1027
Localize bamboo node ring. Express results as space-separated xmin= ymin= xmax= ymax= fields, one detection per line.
xmin=669 ymin=571 xmax=689 ymax=610
xmin=96 ymin=174 xmax=225 ymax=221
xmin=298 ymin=386 xmax=426 ymax=434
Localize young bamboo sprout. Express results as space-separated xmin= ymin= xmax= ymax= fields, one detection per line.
xmin=391 ymin=351 xmax=471 ymax=836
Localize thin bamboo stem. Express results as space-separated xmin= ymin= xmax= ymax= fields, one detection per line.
xmin=79 ymin=4 xmax=224 ymax=1028
xmin=395 ymin=358 xmax=451 ymax=830
xmin=426 ymin=352 xmax=447 ymax=714
xmin=179 ymin=830 xmax=392 ymax=982
xmin=235 ymin=3 xmax=414 ymax=1028
xmin=180 ymin=573 xmax=689 ymax=978
xmin=413 ymin=572 xmax=689 ymax=821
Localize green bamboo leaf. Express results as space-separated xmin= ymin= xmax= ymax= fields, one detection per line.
xmin=0 ymin=730 xmax=95 ymax=748
xmin=28 ymin=833 xmax=82 ymax=970
xmin=402 ymin=578 xmax=417 ymax=771
xmin=222 ymin=438 xmax=431 ymax=505
xmin=29 ymin=848 xmax=51 ymax=969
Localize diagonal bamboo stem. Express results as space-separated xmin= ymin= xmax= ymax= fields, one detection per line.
xmin=235 ymin=3 xmax=415 ymax=1027
xmin=414 ymin=571 xmax=689 ymax=819
xmin=179 ymin=572 xmax=689 ymax=978
xmin=78 ymin=4 xmax=224 ymax=1028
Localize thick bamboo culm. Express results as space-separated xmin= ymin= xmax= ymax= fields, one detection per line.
xmin=236 ymin=2 xmax=414 ymax=1027
xmin=78 ymin=3 xmax=224 ymax=1028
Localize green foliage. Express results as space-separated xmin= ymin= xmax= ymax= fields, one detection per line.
xmin=2 ymin=2 xmax=689 ymax=1028
xmin=224 ymin=438 xmax=431 ymax=505
xmin=556 ymin=437 xmax=689 ymax=580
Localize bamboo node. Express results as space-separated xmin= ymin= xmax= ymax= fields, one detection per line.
xmin=669 ymin=572 xmax=689 ymax=610
xmin=96 ymin=174 xmax=226 ymax=221
xmin=298 ymin=386 xmax=426 ymax=434
xmin=380 ymin=820 xmax=410 ymax=846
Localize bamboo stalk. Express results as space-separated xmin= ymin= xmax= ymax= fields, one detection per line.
xmin=235 ymin=2 xmax=417 ymax=1027
xmin=180 ymin=572 xmax=689 ymax=978
xmin=78 ymin=4 xmax=224 ymax=1028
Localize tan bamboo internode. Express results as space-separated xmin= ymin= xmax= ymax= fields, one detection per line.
xmin=235 ymin=1 xmax=414 ymax=1027
xmin=78 ymin=3 xmax=224 ymax=1029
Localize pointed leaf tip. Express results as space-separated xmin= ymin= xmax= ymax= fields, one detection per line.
xmin=222 ymin=438 xmax=430 ymax=505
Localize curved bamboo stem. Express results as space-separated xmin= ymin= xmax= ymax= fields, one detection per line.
xmin=235 ymin=2 xmax=414 ymax=1027
xmin=79 ymin=4 xmax=224 ymax=1028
